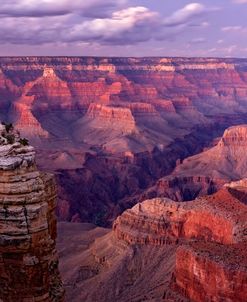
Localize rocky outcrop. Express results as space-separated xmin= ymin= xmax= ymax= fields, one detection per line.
xmin=152 ymin=99 xmax=176 ymax=113
xmin=32 ymin=67 xmax=72 ymax=104
xmin=57 ymin=182 xmax=247 ymax=302
xmin=113 ymin=187 xmax=247 ymax=245
xmin=85 ymin=103 xmax=136 ymax=133
xmin=218 ymin=124 xmax=247 ymax=146
xmin=145 ymin=124 xmax=247 ymax=204
xmin=120 ymin=102 xmax=160 ymax=118
xmin=172 ymin=242 xmax=247 ymax=302
xmin=143 ymin=175 xmax=225 ymax=202
xmin=12 ymin=96 xmax=49 ymax=138
xmin=0 ymin=124 xmax=64 ymax=301
xmin=1 ymin=57 xmax=247 ymax=225
xmin=114 ymin=183 xmax=247 ymax=302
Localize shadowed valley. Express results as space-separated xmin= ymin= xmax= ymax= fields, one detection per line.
xmin=1 ymin=57 xmax=247 ymax=225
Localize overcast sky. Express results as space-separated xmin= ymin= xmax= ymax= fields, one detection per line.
xmin=0 ymin=0 xmax=246 ymax=57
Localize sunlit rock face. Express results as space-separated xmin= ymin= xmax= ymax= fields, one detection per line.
xmin=144 ymin=124 xmax=247 ymax=205
xmin=57 ymin=181 xmax=247 ymax=302
xmin=113 ymin=184 xmax=247 ymax=302
xmin=113 ymin=187 xmax=247 ymax=246
xmin=172 ymin=242 xmax=247 ymax=302
xmin=1 ymin=57 xmax=247 ymax=225
xmin=0 ymin=125 xmax=64 ymax=302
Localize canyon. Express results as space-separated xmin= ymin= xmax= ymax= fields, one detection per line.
xmin=1 ymin=57 xmax=247 ymax=301
xmin=143 ymin=124 xmax=247 ymax=202
xmin=1 ymin=57 xmax=247 ymax=224
xmin=58 ymin=180 xmax=247 ymax=302
xmin=0 ymin=124 xmax=64 ymax=301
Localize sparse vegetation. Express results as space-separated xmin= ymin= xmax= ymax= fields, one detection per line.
xmin=2 ymin=122 xmax=14 ymax=133
xmin=6 ymin=134 xmax=15 ymax=145
xmin=19 ymin=138 xmax=29 ymax=146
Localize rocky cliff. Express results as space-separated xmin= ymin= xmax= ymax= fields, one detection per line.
xmin=0 ymin=124 xmax=64 ymax=301
xmin=172 ymin=242 xmax=247 ymax=302
xmin=144 ymin=124 xmax=247 ymax=205
xmin=57 ymin=182 xmax=247 ymax=302
xmin=2 ymin=57 xmax=247 ymax=224
xmin=113 ymin=184 xmax=247 ymax=302
xmin=113 ymin=186 xmax=247 ymax=246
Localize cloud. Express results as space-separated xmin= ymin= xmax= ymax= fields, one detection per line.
xmin=217 ymin=39 xmax=224 ymax=44
xmin=221 ymin=26 xmax=247 ymax=33
xmin=0 ymin=0 xmax=126 ymax=18
xmin=163 ymin=3 xmax=206 ymax=26
xmin=232 ymin=0 xmax=247 ymax=3
xmin=190 ymin=37 xmax=206 ymax=44
xmin=0 ymin=16 xmax=65 ymax=45
xmin=67 ymin=7 xmax=159 ymax=45
xmin=210 ymin=45 xmax=238 ymax=55
xmin=201 ymin=21 xmax=210 ymax=27
xmin=0 ymin=6 xmax=160 ymax=46
xmin=0 ymin=2 xmax=222 ymax=49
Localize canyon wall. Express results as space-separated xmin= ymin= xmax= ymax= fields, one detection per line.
xmin=172 ymin=242 xmax=247 ymax=302
xmin=57 ymin=181 xmax=247 ymax=302
xmin=0 ymin=125 xmax=64 ymax=301
xmin=113 ymin=184 xmax=247 ymax=302
xmin=143 ymin=124 xmax=247 ymax=206
xmin=1 ymin=57 xmax=247 ymax=224
xmin=114 ymin=187 xmax=247 ymax=246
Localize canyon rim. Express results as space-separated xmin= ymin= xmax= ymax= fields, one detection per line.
xmin=1 ymin=0 xmax=247 ymax=301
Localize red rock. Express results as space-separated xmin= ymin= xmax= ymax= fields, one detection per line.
xmin=0 ymin=126 xmax=64 ymax=301
xmin=145 ymin=124 xmax=247 ymax=205
xmin=173 ymin=242 xmax=247 ymax=302
xmin=153 ymin=99 xmax=176 ymax=113
xmin=85 ymin=103 xmax=136 ymax=134
xmin=114 ymin=186 xmax=247 ymax=245
xmin=112 ymin=184 xmax=247 ymax=302
xmin=56 ymin=182 xmax=247 ymax=302
xmin=1 ymin=57 xmax=247 ymax=225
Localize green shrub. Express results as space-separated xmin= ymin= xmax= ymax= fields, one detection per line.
xmin=19 ymin=138 xmax=29 ymax=146
xmin=6 ymin=134 xmax=15 ymax=144
xmin=2 ymin=122 xmax=13 ymax=133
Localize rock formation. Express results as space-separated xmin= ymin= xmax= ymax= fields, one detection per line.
xmin=113 ymin=186 xmax=247 ymax=246
xmin=144 ymin=124 xmax=247 ymax=204
xmin=85 ymin=103 xmax=136 ymax=134
xmin=113 ymin=184 xmax=247 ymax=302
xmin=0 ymin=123 xmax=64 ymax=301
xmin=171 ymin=242 xmax=247 ymax=302
xmin=57 ymin=182 xmax=247 ymax=302
xmin=1 ymin=57 xmax=247 ymax=224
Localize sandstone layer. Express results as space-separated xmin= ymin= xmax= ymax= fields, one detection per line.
xmin=113 ymin=184 xmax=247 ymax=302
xmin=2 ymin=57 xmax=247 ymax=224
xmin=144 ymin=124 xmax=247 ymax=205
xmin=57 ymin=181 xmax=247 ymax=302
xmin=0 ymin=124 xmax=64 ymax=301
xmin=114 ymin=187 xmax=247 ymax=246
xmin=171 ymin=242 xmax=247 ymax=302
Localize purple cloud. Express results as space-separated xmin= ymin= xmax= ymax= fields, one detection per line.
xmin=0 ymin=0 xmax=126 ymax=18
xmin=163 ymin=3 xmax=206 ymax=27
xmin=0 ymin=1 xmax=246 ymax=58
xmin=67 ymin=7 xmax=159 ymax=45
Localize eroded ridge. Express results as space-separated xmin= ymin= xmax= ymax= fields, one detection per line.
xmin=113 ymin=183 xmax=247 ymax=302
xmin=0 ymin=124 xmax=64 ymax=302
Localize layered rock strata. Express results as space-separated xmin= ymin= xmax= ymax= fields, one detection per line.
xmin=114 ymin=184 xmax=247 ymax=302
xmin=114 ymin=187 xmax=247 ymax=245
xmin=2 ymin=57 xmax=247 ymax=225
xmin=171 ymin=242 xmax=247 ymax=302
xmin=145 ymin=125 xmax=247 ymax=204
xmin=0 ymin=124 xmax=64 ymax=301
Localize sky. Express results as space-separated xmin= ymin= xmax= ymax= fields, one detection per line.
xmin=0 ymin=0 xmax=246 ymax=57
